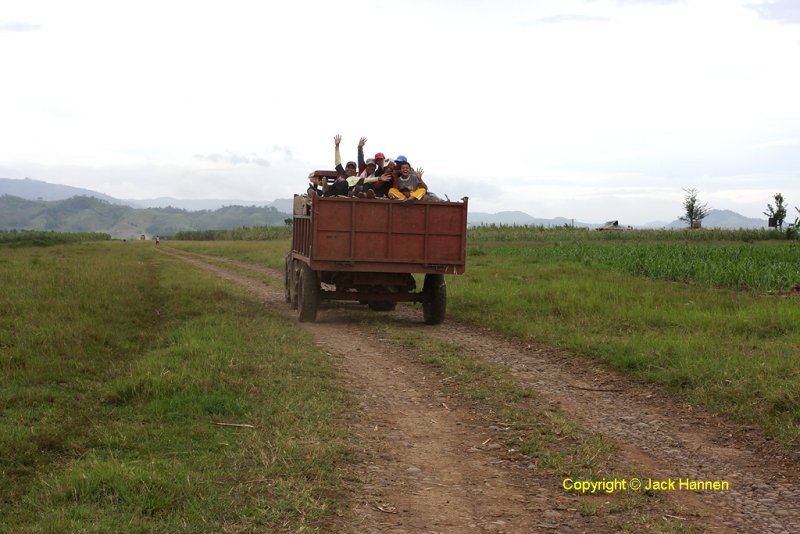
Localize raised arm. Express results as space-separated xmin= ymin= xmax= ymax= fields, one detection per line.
xmin=357 ymin=137 xmax=367 ymax=173
xmin=416 ymin=168 xmax=427 ymax=189
xmin=334 ymin=134 xmax=342 ymax=168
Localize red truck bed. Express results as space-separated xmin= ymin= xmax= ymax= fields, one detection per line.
xmin=292 ymin=195 xmax=468 ymax=274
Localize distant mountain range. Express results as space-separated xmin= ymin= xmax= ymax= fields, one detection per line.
xmin=1 ymin=177 xmax=292 ymax=213
xmin=465 ymin=211 xmax=591 ymax=227
xmin=0 ymin=195 xmax=287 ymax=239
xmin=1 ymin=177 xmax=771 ymax=233
xmin=123 ymin=197 xmax=295 ymax=214
xmin=662 ymin=209 xmax=767 ymax=230
xmin=464 ymin=209 xmax=768 ymax=229
xmin=0 ymin=177 xmax=125 ymax=205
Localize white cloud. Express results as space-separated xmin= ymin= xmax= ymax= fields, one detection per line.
xmin=748 ymin=0 xmax=800 ymax=24
xmin=0 ymin=21 xmax=42 ymax=31
xmin=1 ymin=0 xmax=799 ymax=224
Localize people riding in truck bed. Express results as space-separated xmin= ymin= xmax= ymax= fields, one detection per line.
xmin=318 ymin=135 xmax=436 ymax=200
xmin=307 ymin=172 xmax=323 ymax=197
xmin=323 ymin=134 xmax=354 ymax=197
xmin=388 ymin=158 xmax=427 ymax=202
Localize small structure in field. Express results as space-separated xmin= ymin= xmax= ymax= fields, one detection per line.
xmin=597 ymin=220 xmax=624 ymax=231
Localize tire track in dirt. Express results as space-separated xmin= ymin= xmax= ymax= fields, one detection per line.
xmin=407 ymin=320 xmax=800 ymax=532
xmin=163 ymin=248 xmax=800 ymax=532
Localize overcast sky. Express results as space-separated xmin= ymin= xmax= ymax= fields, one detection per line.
xmin=2 ymin=0 xmax=799 ymax=224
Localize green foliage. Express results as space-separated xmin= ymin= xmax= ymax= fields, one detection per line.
xmin=787 ymin=206 xmax=800 ymax=240
xmin=0 ymin=242 xmax=351 ymax=531
xmin=679 ymin=187 xmax=710 ymax=228
xmin=764 ymin=192 xmax=789 ymax=230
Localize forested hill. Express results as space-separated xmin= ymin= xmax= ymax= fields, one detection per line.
xmin=0 ymin=195 xmax=289 ymax=238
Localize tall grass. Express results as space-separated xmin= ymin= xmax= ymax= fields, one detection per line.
xmin=0 ymin=242 xmax=351 ymax=531
xmin=468 ymin=225 xmax=785 ymax=242
xmin=470 ymin=241 xmax=800 ymax=291
xmin=173 ymin=225 xmax=292 ymax=241
xmin=0 ymin=229 xmax=110 ymax=247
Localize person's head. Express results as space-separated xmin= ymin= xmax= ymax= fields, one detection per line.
xmin=374 ymin=152 xmax=385 ymax=167
xmin=395 ymin=155 xmax=408 ymax=165
xmin=399 ymin=161 xmax=411 ymax=177
xmin=365 ymin=158 xmax=376 ymax=173
xmin=345 ymin=161 xmax=357 ymax=177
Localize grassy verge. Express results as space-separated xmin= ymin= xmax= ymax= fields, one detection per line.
xmin=0 ymin=242 xmax=351 ymax=532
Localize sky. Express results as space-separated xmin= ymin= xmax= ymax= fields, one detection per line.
xmin=1 ymin=0 xmax=799 ymax=224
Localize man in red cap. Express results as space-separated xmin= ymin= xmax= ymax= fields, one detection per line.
xmin=374 ymin=152 xmax=386 ymax=176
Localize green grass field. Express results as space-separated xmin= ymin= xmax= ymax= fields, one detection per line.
xmin=0 ymin=241 xmax=351 ymax=532
xmin=4 ymin=226 xmax=799 ymax=530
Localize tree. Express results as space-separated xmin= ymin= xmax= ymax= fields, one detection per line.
xmin=679 ymin=188 xmax=710 ymax=228
xmin=788 ymin=206 xmax=800 ymax=239
xmin=763 ymin=192 xmax=788 ymax=230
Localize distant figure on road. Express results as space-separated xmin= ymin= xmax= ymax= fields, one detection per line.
xmin=155 ymin=235 xmax=160 ymax=245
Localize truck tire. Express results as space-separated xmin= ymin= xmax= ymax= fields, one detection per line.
xmin=368 ymin=301 xmax=397 ymax=312
xmin=422 ymin=274 xmax=446 ymax=325
xmin=297 ymin=263 xmax=319 ymax=322
xmin=284 ymin=254 xmax=292 ymax=303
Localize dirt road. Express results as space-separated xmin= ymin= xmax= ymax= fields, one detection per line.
xmin=164 ymin=248 xmax=799 ymax=533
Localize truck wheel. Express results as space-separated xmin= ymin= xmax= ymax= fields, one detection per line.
xmin=422 ymin=274 xmax=446 ymax=325
xmin=284 ymin=254 xmax=292 ymax=303
xmin=368 ymin=301 xmax=397 ymax=312
xmin=297 ymin=263 xmax=319 ymax=323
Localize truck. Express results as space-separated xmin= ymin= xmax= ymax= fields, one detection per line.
xmin=285 ymin=171 xmax=468 ymax=324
